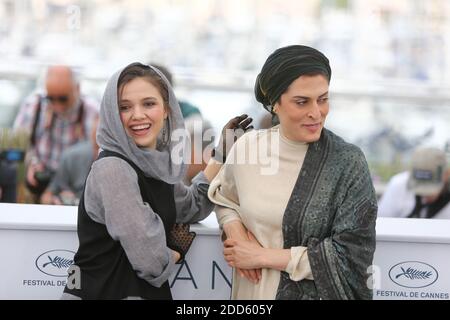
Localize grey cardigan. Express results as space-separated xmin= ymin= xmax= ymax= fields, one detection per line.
xmin=277 ymin=128 xmax=377 ymax=300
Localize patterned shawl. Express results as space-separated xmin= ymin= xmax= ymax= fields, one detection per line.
xmin=277 ymin=128 xmax=378 ymax=300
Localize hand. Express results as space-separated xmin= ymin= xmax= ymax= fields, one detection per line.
xmin=236 ymin=268 xmax=261 ymax=284
xmin=172 ymin=250 xmax=181 ymax=263
xmin=223 ymin=238 xmax=265 ymax=271
xmin=40 ymin=190 xmax=55 ymax=205
xmin=58 ymin=190 xmax=78 ymax=205
xmin=214 ymin=114 xmax=253 ymax=161
xmin=26 ymin=163 xmax=43 ymax=187
xmin=236 ymin=230 xmax=262 ymax=283
xmin=40 ymin=189 xmax=65 ymax=205
xmin=221 ymin=221 xmax=262 ymax=283
xmin=167 ymin=223 xmax=196 ymax=263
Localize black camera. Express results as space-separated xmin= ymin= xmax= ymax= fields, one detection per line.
xmin=34 ymin=169 xmax=54 ymax=185
xmin=26 ymin=168 xmax=55 ymax=195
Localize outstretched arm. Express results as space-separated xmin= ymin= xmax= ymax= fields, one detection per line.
xmin=175 ymin=114 xmax=253 ymax=224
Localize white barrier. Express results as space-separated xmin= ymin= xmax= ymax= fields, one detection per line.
xmin=0 ymin=203 xmax=449 ymax=300
xmin=373 ymin=218 xmax=450 ymax=300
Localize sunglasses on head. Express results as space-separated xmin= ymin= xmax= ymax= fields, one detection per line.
xmin=45 ymin=95 xmax=70 ymax=104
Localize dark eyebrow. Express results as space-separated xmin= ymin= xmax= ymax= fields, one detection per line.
xmin=119 ymin=97 xmax=157 ymax=103
xmin=292 ymin=96 xmax=309 ymax=100
xmin=292 ymin=91 xmax=329 ymax=100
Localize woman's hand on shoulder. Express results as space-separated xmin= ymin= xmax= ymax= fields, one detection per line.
xmin=213 ymin=114 xmax=253 ymax=162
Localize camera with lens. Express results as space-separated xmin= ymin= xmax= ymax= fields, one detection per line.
xmin=34 ymin=169 xmax=54 ymax=186
xmin=26 ymin=167 xmax=55 ymax=195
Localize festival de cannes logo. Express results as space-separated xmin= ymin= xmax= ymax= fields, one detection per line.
xmin=35 ymin=250 xmax=75 ymax=277
xmin=389 ymin=261 xmax=438 ymax=288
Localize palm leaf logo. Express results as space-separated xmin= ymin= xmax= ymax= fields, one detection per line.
xmin=42 ymin=255 xmax=74 ymax=269
xmin=395 ymin=267 xmax=432 ymax=280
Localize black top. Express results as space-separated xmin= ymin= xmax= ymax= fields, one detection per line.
xmin=64 ymin=150 xmax=176 ymax=299
xmin=408 ymin=184 xmax=450 ymax=218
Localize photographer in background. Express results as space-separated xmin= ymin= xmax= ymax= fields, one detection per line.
xmin=40 ymin=116 xmax=99 ymax=206
xmin=13 ymin=65 xmax=99 ymax=203
xmin=378 ymin=147 xmax=450 ymax=219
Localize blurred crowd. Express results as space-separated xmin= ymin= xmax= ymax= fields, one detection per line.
xmin=1 ymin=1 xmax=450 ymax=220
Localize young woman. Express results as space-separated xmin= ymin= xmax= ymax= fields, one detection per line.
xmin=62 ymin=62 xmax=251 ymax=299
xmin=208 ymin=45 xmax=378 ymax=300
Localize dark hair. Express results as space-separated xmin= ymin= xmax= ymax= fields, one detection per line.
xmin=117 ymin=63 xmax=169 ymax=110
xmin=255 ymin=45 xmax=331 ymax=114
xmin=149 ymin=63 xmax=173 ymax=86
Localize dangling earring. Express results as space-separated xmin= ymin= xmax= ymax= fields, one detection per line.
xmin=161 ymin=119 xmax=169 ymax=147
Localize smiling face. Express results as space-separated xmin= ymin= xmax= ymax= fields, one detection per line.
xmin=118 ymin=77 xmax=168 ymax=150
xmin=274 ymin=74 xmax=329 ymax=143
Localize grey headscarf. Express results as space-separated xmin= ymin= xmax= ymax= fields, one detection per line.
xmin=96 ymin=62 xmax=189 ymax=184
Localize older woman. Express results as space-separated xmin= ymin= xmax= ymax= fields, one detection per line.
xmin=208 ymin=45 xmax=377 ymax=300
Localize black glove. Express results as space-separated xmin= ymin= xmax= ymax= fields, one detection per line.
xmin=167 ymin=223 xmax=196 ymax=264
xmin=212 ymin=114 xmax=253 ymax=163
